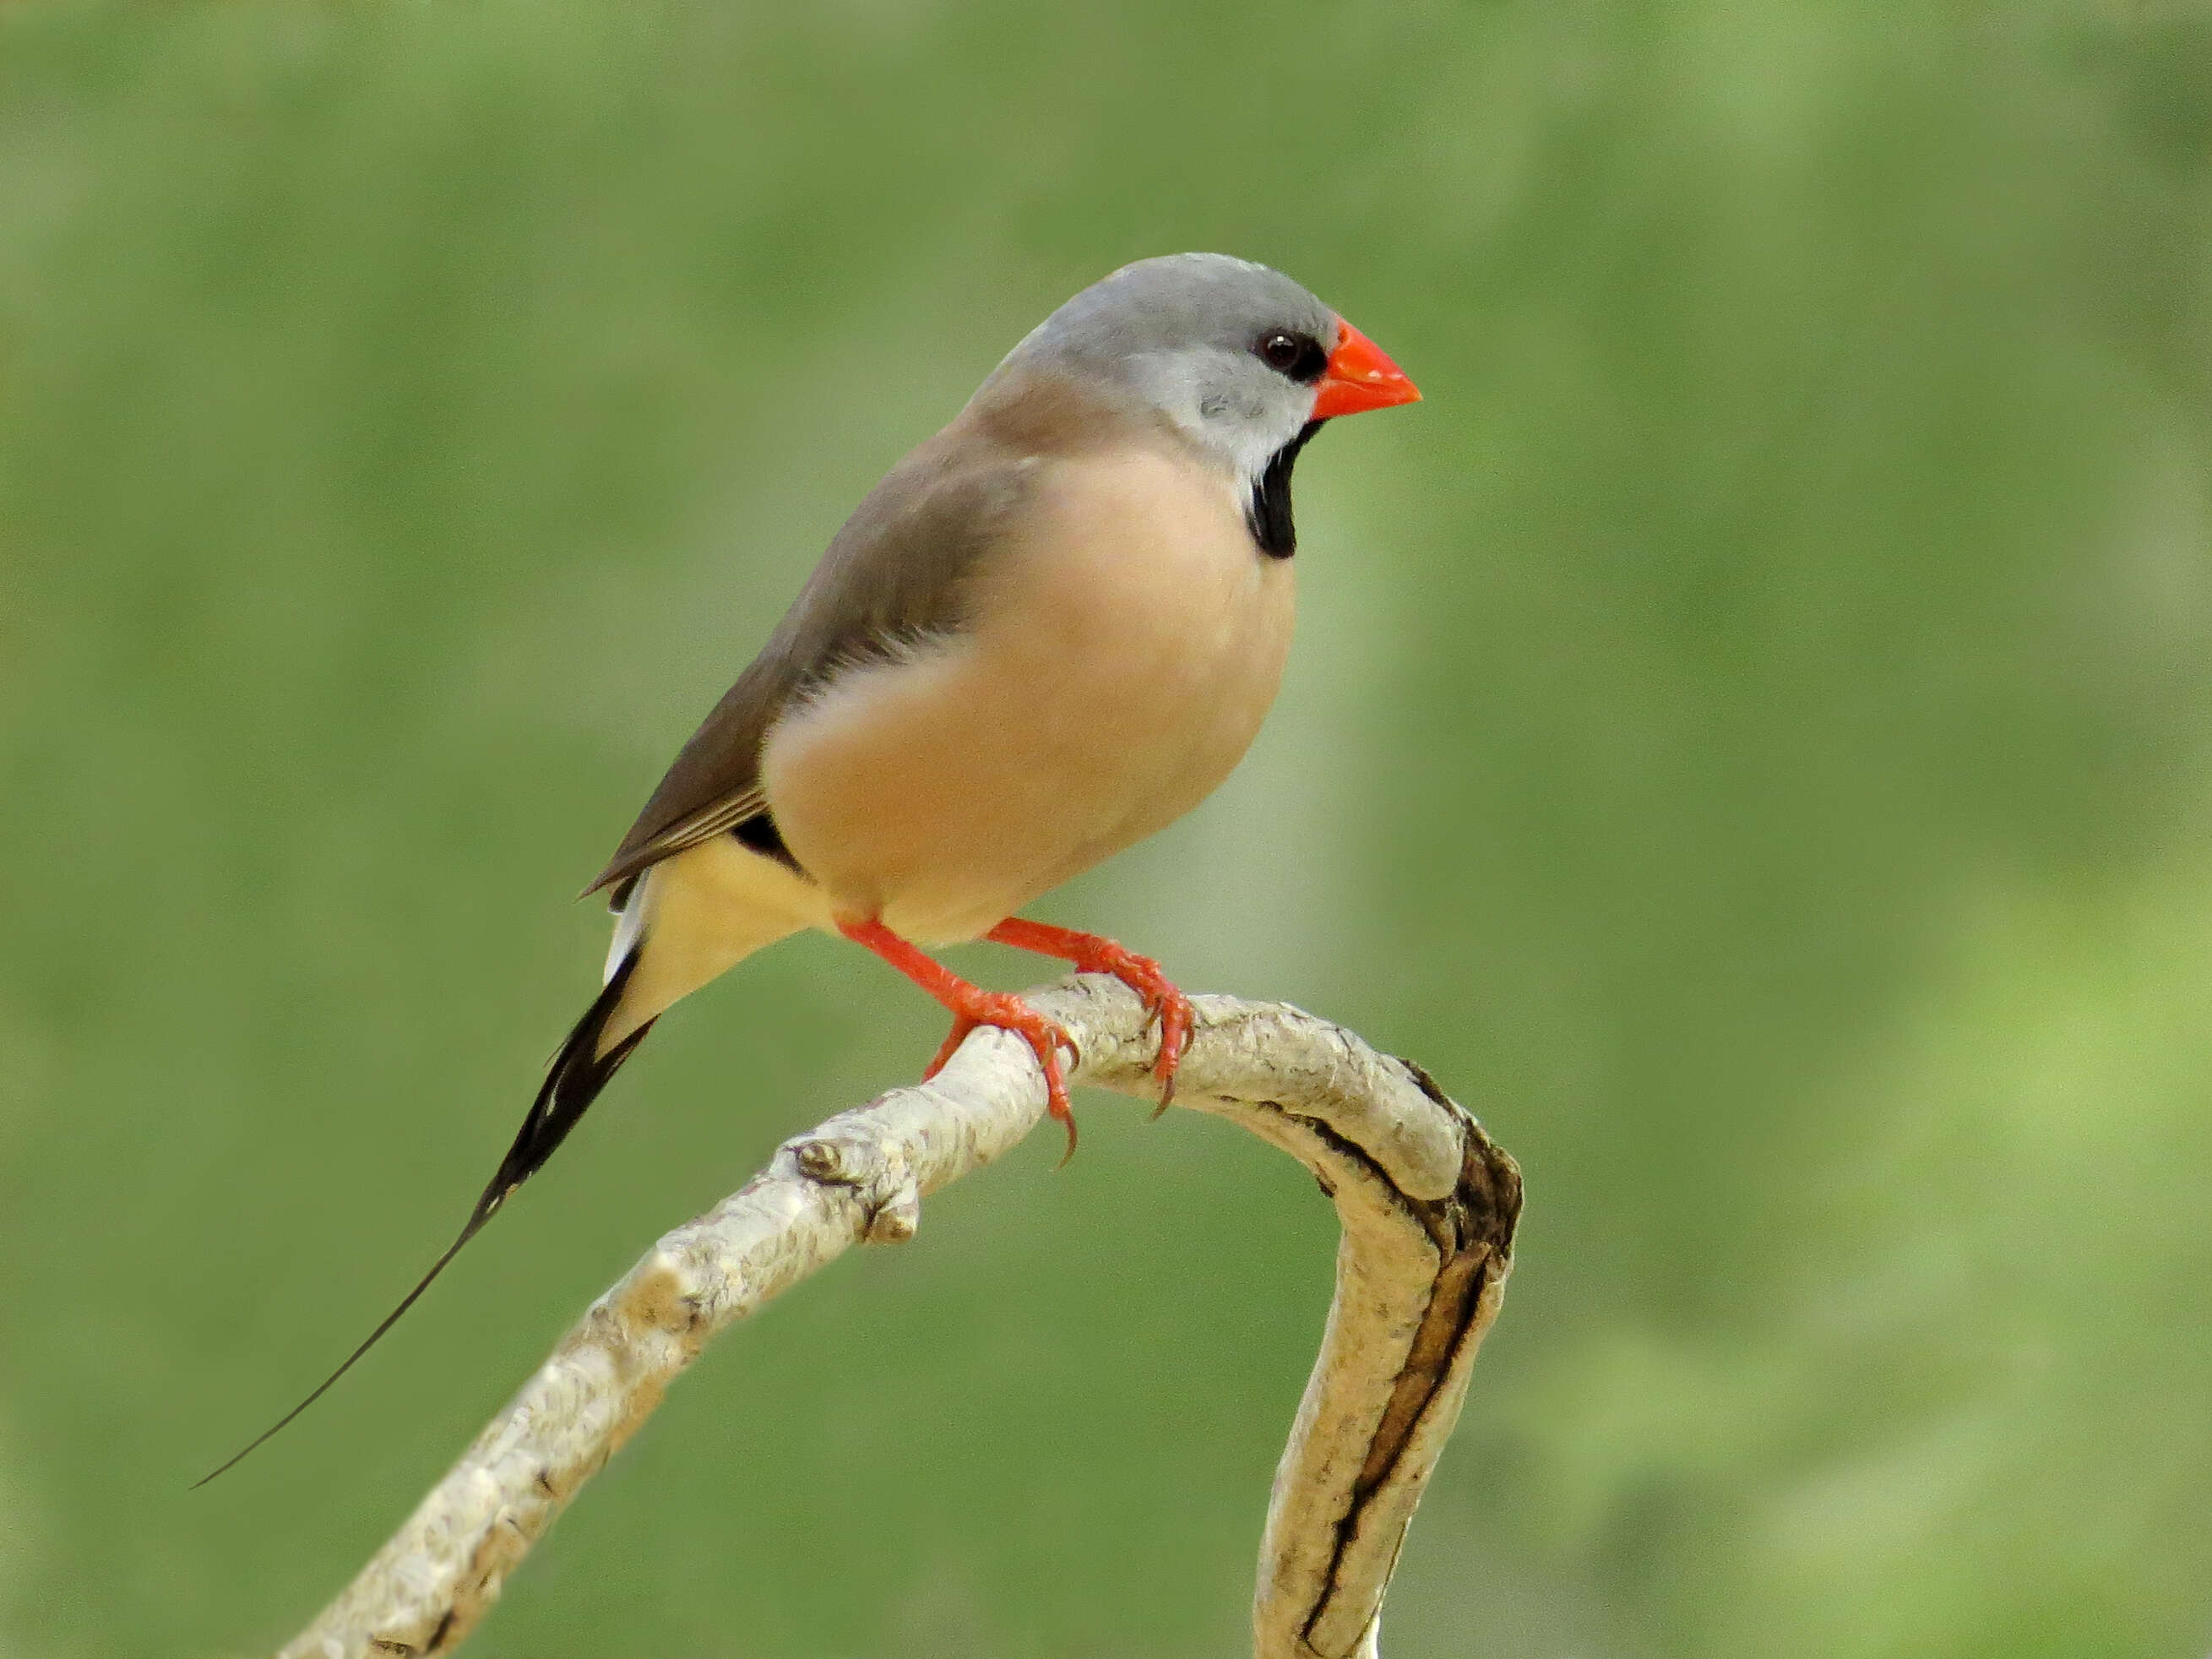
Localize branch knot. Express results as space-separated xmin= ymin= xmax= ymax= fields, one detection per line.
xmin=785 ymin=1132 xmax=922 ymax=1245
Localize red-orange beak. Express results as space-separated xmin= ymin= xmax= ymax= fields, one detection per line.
xmin=1310 ymin=318 xmax=1420 ymax=420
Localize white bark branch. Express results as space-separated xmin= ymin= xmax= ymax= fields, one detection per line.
xmin=271 ymin=977 xmax=1520 ymax=1659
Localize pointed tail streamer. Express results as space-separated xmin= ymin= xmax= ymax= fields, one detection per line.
xmin=193 ymin=949 xmax=655 ymax=1487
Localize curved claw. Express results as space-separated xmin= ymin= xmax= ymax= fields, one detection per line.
xmin=926 ymin=997 xmax=1078 ymax=1161
xmin=983 ymin=918 xmax=1192 ymax=1117
xmin=1145 ymin=984 xmax=1193 ymax=1118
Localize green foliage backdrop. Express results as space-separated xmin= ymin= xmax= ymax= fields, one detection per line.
xmin=4 ymin=3 xmax=2212 ymax=1655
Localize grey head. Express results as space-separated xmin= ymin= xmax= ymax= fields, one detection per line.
xmin=988 ymin=253 xmax=1342 ymax=495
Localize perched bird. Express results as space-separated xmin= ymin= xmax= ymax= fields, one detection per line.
xmin=202 ymin=253 xmax=1418 ymax=1482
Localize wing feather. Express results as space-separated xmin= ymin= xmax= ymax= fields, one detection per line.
xmin=585 ymin=430 xmax=1042 ymax=895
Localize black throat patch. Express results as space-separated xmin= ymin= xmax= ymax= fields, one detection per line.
xmin=1246 ymin=420 xmax=1324 ymax=559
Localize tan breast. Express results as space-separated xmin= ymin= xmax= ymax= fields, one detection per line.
xmin=760 ymin=444 xmax=1294 ymax=944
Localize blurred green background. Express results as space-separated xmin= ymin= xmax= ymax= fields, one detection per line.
xmin=4 ymin=2 xmax=2212 ymax=1655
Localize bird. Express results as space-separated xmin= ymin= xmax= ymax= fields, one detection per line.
xmin=198 ymin=252 xmax=1418 ymax=1483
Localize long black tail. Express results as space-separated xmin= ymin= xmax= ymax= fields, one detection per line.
xmin=193 ymin=949 xmax=656 ymax=1488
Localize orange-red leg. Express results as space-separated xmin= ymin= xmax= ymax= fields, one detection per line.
xmin=838 ymin=917 xmax=1081 ymax=1161
xmin=986 ymin=917 xmax=1191 ymax=1111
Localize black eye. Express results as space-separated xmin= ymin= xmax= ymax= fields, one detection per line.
xmin=1254 ymin=330 xmax=1327 ymax=382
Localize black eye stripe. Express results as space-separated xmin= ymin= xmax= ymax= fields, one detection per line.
xmin=1253 ymin=330 xmax=1329 ymax=383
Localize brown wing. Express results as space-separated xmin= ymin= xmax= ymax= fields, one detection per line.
xmin=585 ymin=431 xmax=1040 ymax=896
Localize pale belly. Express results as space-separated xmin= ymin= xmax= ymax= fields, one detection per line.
xmin=760 ymin=450 xmax=1295 ymax=944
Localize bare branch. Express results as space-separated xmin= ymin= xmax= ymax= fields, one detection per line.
xmin=270 ymin=978 xmax=1519 ymax=1659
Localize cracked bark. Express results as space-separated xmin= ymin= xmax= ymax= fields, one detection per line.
xmin=269 ymin=977 xmax=1520 ymax=1659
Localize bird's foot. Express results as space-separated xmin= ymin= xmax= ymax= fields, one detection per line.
xmin=839 ymin=917 xmax=1080 ymax=1163
xmin=923 ymin=1014 xmax=981 ymax=1080
xmin=921 ymin=992 xmax=1077 ymax=1158
xmin=986 ymin=918 xmax=1191 ymax=1112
